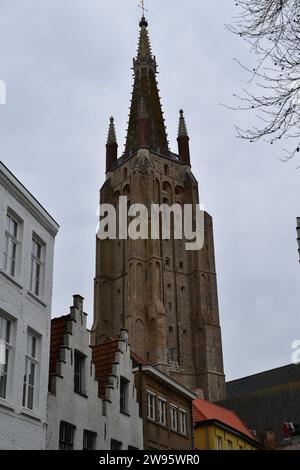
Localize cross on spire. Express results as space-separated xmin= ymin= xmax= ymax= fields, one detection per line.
xmin=138 ymin=0 xmax=149 ymax=17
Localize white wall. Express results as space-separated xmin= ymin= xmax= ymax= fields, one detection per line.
xmin=47 ymin=300 xmax=143 ymax=450
xmin=47 ymin=300 xmax=106 ymax=450
xmin=104 ymin=330 xmax=144 ymax=450
xmin=0 ymin=162 xmax=58 ymax=450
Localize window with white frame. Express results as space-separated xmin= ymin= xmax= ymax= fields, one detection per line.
xmin=30 ymin=236 xmax=45 ymax=297
xmin=170 ymin=405 xmax=178 ymax=431
xmin=158 ymin=397 xmax=166 ymax=426
xmin=147 ymin=391 xmax=156 ymax=421
xmin=179 ymin=409 xmax=187 ymax=435
xmin=3 ymin=212 xmax=20 ymax=278
xmin=22 ymin=331 xmax=39 ymax=410
xmin=0 ymin=315 xmax=14 ymax=400
xmin=216 ymin=436 xmax=223 ymax=450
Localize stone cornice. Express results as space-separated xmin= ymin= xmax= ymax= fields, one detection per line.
xmin=0 ymin=162 xmax=59 ymax=237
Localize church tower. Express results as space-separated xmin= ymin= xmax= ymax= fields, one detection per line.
xmin=92 ymin=16 xmax=226 ymax=401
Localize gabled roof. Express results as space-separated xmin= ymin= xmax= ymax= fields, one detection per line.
xmin=193 ymin=397 xmax=254 ymax=440
xmin=49 ymin=315 xmax=70 ymax=375
xmin=92 ymin=339 xmax=120 ymax=399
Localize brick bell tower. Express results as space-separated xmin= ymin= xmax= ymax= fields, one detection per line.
xmin=92 ymin=16 xmax=225 ymax=401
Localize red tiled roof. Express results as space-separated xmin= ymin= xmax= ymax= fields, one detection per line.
xmin=92 ymin=339 xmax=119 ymax=399
xmin=193 ymin=398 xmax=255 ymax=440
xmin=49 ymin=315 xmax=70 ymax=375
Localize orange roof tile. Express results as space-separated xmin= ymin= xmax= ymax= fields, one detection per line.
xmin=49 ymin=315 xmax=70 ymax=375
xmin=193 ymin=398 xmax=255 ymax=440
xmin=92 ymin=339 xmax=119 ymax=399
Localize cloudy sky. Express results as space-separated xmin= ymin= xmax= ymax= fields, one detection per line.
xmin=0 ymin=0 xmax=299 ymax=381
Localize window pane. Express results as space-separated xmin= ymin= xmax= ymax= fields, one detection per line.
xmin=59 ymin=422 xmax=75 ymax=451
xmin=31 ymin=336 xmax=36 ymax=358
xmin=74 ymin=353 xmax=84 ymax=394
xmin=3 ymin=235 xmax=9 ymax=271
xmin=120 ymin=377 xmax=128 ymax=413
xmin=37 ymin=243 xmax=41 ymax=260
xmin=83 ymin=431 xmax=96 ymax=450
xmin=0 ymin=348 xmax=9 ymax=399
xmin=27 ymin=384 xmax=34 ymax=410
xmin=29 ymin=362 xmax=35 ymax=386
xmin=0 ymin=373 xmax=7 ymax=399
xmin=111 ymin=439 xmax=122 ymax=450
xmin=0 ymin=317 xmax=11 ymax=343
xmin=30 ymin=258 xmax=34 ymax=291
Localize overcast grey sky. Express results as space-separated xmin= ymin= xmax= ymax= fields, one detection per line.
xmin=0 ymin=0 xmax=299 ymax=381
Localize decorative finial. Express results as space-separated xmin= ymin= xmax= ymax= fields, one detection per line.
xmin=107 ymin=116 xmax=117 ymax=144
xmin=138 ymin=1 xmax=149 ymax=27
xmin=178 ymin=109 xmax=189 ymax=137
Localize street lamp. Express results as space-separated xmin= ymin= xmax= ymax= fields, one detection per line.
xmin=297 ymin=217 xmax=300 ymax=262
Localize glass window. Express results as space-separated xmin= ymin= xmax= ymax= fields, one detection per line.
xmin=22 ymin=332 xmax=39 ymax=410
xmin=30 ymin=237 xmax=44 ymax=297
xmin=111 ymin=439 xmax=122 ymax=450
xmin=74 ymin=352 xmax=85 ymax=394
xmin=0 ymin=315 xmax=13 ymax=400
xmin=179 ymin=410 xmax=187 ymax=435
xmin=3 ymin=213 xmax=20 ymax=278
xmin=147 ymin=392 xmax=156 ymax=421
xmin=120 ymin=376 xmax=129 ymax=414
xmin=227 ymin=440 xmax=233 ymax=450
xmin=158 ymin=398 xmax=166 ymax=425
xmin=59 ymin=421 xmax=75 ymax=450
xmin=170 ymin=405 xmax=177 ymax=431
xmin=83 ymin=430 xmax=97 ymax=450
xmin=216 ymin=436 xmax=223 ymax=450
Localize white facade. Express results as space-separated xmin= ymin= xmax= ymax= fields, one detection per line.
xmin=47 ymin=296 xmax=143 ymax=450
xmin=0 ymin=161 xmax=59 ymax=450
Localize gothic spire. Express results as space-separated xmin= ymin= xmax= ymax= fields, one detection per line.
xmin=125 ymin=17 xmax=169 ymax=156
xmin=178 ymin=109 xmax=189 ymax=138
xmin=177 ymin=109 xmax=190 ymax=166
xmin=107 ymin=116 xmax=117 ymax=144
xmin=106 ymin=116 xmax=118 ymax=173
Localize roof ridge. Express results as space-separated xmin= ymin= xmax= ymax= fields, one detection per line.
xmin=227 ymin=363 xmax=298 ymax=384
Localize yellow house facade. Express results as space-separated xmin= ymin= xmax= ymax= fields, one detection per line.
xmin=193 ymin=398 xmax=263 ymax=450
xmin=194 ymin=420 xmax=261 ymax=450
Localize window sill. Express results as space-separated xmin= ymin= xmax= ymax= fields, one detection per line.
xmin=120 ymin=410 xmax=131 ymax=417
xmin=146 ymin=417 xmax=156 ymax=424
xmin=20 ymin=408 xmax=41 ymax=422
xmin=27 ymin=290 xmax=47 ymax=307
xmin=158 ymin=421 xmax=168 ymax=429
xmin=0 ymin=269 xmax=23 ymax=289
xmin=171 ymin=428 xmax=189 ymax=439
xmin=74 ymin=391 xmax=88 ymax=399
xmin=0 ymin=397 xmax=15 ymax=412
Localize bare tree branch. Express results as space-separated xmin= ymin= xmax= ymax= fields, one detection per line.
xmin=229 ymin=0 xmax=300 ymax=159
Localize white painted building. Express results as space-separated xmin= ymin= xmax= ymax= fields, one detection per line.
xmin=0 ymin=161 xmax=59 ymax=450
xmin=47 ymin=295 xmax=143 ymax=450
